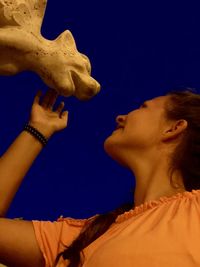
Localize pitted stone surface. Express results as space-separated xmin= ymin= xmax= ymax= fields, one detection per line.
xmin=0 ymin=0 xmax=101 ymax=100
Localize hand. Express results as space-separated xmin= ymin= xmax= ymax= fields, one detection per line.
xmin=28 ymin=88 xmax=69 ymax=138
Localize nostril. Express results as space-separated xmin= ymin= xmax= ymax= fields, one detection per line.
xmin=116 ymin=115 xmax=125 ymax=123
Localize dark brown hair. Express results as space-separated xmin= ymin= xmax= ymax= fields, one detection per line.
xmin=54 ymin=87 xmax=200 ymax=267
xmin=165 ymin=88 xmax=200 ymax=191
xmin=53 ymin=202 xmax=133 ymax=267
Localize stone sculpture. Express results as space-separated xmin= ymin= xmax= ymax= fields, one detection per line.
xmin=0 ymin=0 xmax=101 ymax=100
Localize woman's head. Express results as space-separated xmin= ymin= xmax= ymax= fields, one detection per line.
xmin=103 ymin=95 xmax=173 ymax=166
xmin=104 ymin=87 xmax=200 ymax=191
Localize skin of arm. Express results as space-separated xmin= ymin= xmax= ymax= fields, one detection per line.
xmin=0 ymin=88 xmax=68 ymax=267
xmin=0 ymin=88 xmax=68 ymax=217
xmin=0 ymin=125 xmax=51 ymax=218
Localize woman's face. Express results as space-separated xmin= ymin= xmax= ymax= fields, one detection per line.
xmin=103 ymin=95 xmax=170 ymax=166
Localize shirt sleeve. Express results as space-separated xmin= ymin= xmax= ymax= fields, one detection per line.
xmin=31 ymin=216 xmax=97 ymax=267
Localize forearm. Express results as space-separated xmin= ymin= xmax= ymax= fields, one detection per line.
xmin=0 ymin=124 xmax=52 ymax=217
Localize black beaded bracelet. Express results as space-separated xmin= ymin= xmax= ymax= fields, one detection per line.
xmin=24 ymin=124 xmax=48 ymax=147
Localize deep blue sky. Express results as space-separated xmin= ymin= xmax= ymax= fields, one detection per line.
xmin=1 ymin=0 xmax=200 ymax=220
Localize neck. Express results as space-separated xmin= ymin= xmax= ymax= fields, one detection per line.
xmin=127 ymin=152 xmax=186 ymax=207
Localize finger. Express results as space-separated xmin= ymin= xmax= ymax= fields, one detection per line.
xmin=56 ymin=101 xmax=65 ymax=115
xmin=61 ymin=110 xmax=69 ymax=120
xmin=41 ymin=89 xmax=54 ymax=108
xmin=33 ymin=90 xmax=42 ymax=105
xmin=47 ymin=90 xmax=59 ymax=110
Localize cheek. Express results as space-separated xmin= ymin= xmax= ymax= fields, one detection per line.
xmin=104 ymin=115 xmax=157 ymax=152
xmin=124 ymin=119 xmax=145 ymax=136
xmin=126 ymin=113 xmax=158 ymax=135
xmin=123 ymin=121 xmax=157 ymax=147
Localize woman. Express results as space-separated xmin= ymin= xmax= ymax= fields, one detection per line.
xmin=0 ymin=87 xmax=200 ymax=267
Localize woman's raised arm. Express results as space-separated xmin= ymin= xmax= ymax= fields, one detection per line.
xmin=0 ymin=88 xmax=68 ymax=217
xmin=0 ymin=88 xmax=68 ymax=267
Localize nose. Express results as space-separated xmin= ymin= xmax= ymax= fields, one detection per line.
xmin=116 ymin=115 xmax=126 ymax=127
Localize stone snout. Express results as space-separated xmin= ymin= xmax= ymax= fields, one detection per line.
xmin=0 ymin=28 xmax=101 ymax=100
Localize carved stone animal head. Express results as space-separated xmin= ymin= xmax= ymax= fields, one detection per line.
xmin=0 ymin=0 xmax=101 ymax=100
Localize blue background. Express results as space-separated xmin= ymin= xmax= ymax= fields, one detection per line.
xmin=1 ymin=0 xmax=200 ymax=220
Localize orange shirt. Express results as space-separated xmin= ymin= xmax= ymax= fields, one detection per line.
xmin=32 ymin=189 xmax=200 ymax=267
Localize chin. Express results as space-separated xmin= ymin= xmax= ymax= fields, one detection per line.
xmin=103 ymin=134 xmax=116 ymax=154
xmin=103 ymin=136 xmax=128 ymax=168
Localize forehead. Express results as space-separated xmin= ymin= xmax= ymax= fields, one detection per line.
xmin=147 ymin=95 xmax=168 ymax=107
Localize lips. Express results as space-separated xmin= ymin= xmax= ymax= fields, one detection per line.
xmin=116 ymin=126 xmax=123 ymax=130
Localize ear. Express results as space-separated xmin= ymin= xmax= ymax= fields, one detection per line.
xmin=161 ymin=119 xmax=188 ymax=142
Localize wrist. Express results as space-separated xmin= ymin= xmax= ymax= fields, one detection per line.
xmin=28 ymin=122 xmax=54 ymax=139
